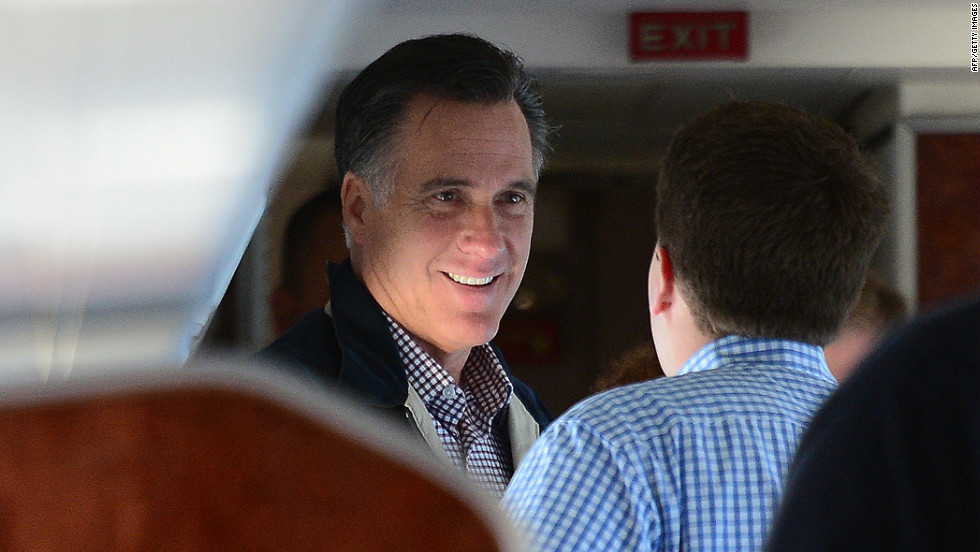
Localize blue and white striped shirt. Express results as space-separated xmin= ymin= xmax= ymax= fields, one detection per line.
xmin=503 ymin=336 xmax=837 ymax=552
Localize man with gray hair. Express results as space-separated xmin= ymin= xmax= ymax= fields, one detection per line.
xmin=262 ymin=33 xmax=553 ymax=498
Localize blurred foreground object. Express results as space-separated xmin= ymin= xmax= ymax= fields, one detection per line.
xmin=0 ymin=359 xmax=520 ymax=551
xmin=766 ymin=295 xmax=980 ymax=552
xmin=0 ymin=0 xmax=360 ymax=378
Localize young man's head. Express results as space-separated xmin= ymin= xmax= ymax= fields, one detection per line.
xmin=336 ymin=34 xmax=552 ymax=375
xmin=649 ymin=101 xmax=890 ymax=375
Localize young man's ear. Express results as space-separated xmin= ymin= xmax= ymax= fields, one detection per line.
xmin=650 ymin=245 xmax=676 ymax=316
xmin=341 ymin=172 xmax=371 ymax=246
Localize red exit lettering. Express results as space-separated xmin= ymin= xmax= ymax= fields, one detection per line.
xmin=630 ymin=12 xmax=748 ymax=61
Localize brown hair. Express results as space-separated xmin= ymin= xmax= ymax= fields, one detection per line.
xmin=592 ymin=343 xmax=665 ymax=394
xmin=844 ymin=271 xmax=908 ymax=333
xmin=656 ymin=101 xmax=890 ymax=345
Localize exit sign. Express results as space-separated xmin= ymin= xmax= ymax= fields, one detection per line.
xmin=630 ymin=11 xmax=748 ymax=61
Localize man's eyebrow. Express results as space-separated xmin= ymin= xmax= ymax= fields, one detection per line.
xmin=419 ymin=178 xmax=538 ymax=195
xmin=510 ymin=180 xmax=537 ymax=196
xmin=419 ymin=178 xmax=468 ymax=192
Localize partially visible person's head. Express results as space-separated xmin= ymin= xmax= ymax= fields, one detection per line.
xmin=338 ymin=34 xmax=552 ymax=367
xmin=824 ymin=271 xmax=908 ymax=381
xmin=334 ymin=33 xmax=551 ymax=207
xmin=653 ymin=101 xmax=890 ymax=354
xmin=592 ymin=342 xmax=665 ymax=394
xmin=271 ymin=189 xmax=348 ymax=335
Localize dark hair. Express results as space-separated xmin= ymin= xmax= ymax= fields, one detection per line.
xmin=656 ymin=101 xmax=890 ymax=345
xmin=280 ymin=189 xmax=343 ymax=293
xmin=334 ymin=33 xmax=551 ymax=202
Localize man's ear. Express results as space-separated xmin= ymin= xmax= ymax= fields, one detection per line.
xmin=651 ymin=245 xmax=676 ymax=316
xmin=341 ymin=172 xmax=371 ymax=246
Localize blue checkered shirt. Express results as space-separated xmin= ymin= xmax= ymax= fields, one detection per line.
xmin=503 ymin=336 xmax=838 ymax=552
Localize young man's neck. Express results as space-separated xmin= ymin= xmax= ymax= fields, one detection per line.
xmin=660 ymin=326 xmax=714 ymax=377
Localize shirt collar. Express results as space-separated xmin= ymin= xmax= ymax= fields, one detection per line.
xmin=382 ymin=313 xmax=513 ymax=434
xmin=460 ymin=344 xmax=514 ymax=426
xmin=679 ymin=335 xmax=833 ymax=381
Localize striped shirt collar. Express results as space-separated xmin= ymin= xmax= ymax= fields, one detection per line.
xmin=679 ymin=335 xmax=833 ymax=380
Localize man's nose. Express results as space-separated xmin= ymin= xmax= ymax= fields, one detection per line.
xmin=458 ymin=204 xmax=505 ymax=258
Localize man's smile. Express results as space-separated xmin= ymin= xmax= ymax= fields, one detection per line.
xmin=444 ymin=271 xmax=497 ymax=287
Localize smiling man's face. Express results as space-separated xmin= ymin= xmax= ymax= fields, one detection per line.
xmin=347 ymin=95 xmax=535 ymax=364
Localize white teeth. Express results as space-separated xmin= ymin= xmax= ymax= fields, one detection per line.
xmin=446 ymin=272 xmax=494 ymax=286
